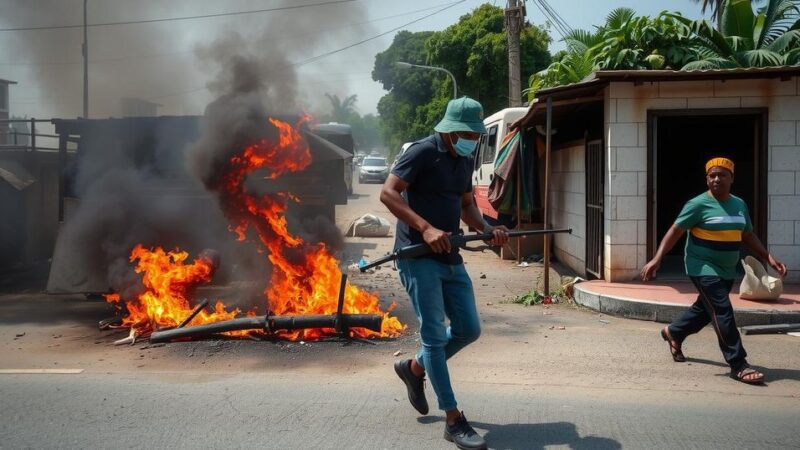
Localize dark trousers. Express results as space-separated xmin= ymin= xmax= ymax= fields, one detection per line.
xmin=668 ymin=276 xmax=748 ymax=371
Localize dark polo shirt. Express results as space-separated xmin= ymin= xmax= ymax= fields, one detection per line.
xmin=391 ymin=134 xmax=473 ymax=265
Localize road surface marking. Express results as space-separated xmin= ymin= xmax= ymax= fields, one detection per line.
xmin=0 ymin=369 xmax=84 ymax=374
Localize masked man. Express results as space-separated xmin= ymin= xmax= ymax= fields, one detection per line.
xmin=380 ymin=97 xmax=508 ymax=450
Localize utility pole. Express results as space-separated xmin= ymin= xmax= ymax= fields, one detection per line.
xmin=82 ymin=0 xmax=88 ymax=118
xmin=505 ymin=0 xmax=525 ymax=107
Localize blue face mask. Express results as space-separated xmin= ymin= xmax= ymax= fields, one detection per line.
xmin=451 ymin=135 xmax=478 ymax=157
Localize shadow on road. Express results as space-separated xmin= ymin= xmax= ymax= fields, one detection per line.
xmin=347 ymin=192 xmax=371 ymax=200
xmin=417 ymin=416 xmax=621 ymax=450
xmin=687 ymin=357 xmax=800 ymax=383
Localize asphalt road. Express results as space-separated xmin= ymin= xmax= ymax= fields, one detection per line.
xmin=1 ymin=179 xmax=799 ymax=450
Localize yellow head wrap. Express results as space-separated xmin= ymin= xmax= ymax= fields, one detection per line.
xmin=705 ymin=157 xmax=734 ymax=174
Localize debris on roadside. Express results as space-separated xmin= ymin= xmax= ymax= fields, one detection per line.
xmin=393 ymin=350 xmax=403 ymax=357
xmin=15 ymin=332 xmax=25 ymax=338
xmin=599 ymin=319 xmax=610 ymax=324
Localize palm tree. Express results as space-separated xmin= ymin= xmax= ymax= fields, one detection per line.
xmin=672 ymin=0 xmax=800 ymax=69
xmin=691 ymin=0 xmax=726 ymax=28
xmin=325 ymin=93 xmax=358 ymax=123
xmin=691 ymin=0 xmax=767 ymax=29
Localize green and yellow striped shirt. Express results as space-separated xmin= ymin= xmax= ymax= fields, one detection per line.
xmin=674 ymin=192 xmax=752 ymax=280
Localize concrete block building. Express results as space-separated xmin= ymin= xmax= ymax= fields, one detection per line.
xmin=517 ymin=66 xmax=800 ymax=283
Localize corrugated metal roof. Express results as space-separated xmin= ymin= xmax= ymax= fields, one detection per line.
xmin=535 ymin=65 xmax=800 ymax=98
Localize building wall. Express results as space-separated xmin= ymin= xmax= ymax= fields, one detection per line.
xmin=550 ymin=142 xmax=586 ymax=275
xmin=604 ymin=77 xmax=800 ymax=282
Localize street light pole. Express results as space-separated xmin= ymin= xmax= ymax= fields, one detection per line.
xmin=396 ymin=61 xmax=458 ymax=99
xmin=82 ymin=0 xmax=88 ymax=119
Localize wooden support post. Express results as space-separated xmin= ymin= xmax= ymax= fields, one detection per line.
xmin=543 ymin=97 xmax=552 ymax=295
xmin=58 ymin=133 xmax=67 ymax=222
xmin=30 ymin=118 xmax=36 ymax=152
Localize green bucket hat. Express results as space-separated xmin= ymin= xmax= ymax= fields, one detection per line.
xmin=434 ymin=96 xmax=487 ymax=134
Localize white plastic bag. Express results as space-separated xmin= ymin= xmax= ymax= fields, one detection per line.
xmin=346 ymin=213 xmax=391 ymax=237
xmin=739 ymin=256 xmax=783 ymax=300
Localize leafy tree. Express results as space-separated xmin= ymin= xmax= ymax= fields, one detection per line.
xmin=318 ymin=93 xmax=383 ymax=154
xmin=426 ymin=4 xmax=551 ymax=114
xmin=324 ymin=93 xmax=359 ymax=123
xmin=671 ymin=0 xmax=800 ymax=68
xmin=690 ymin=0 xmax=767 ymax=29
xmin=373 ymin=30 xmax=439 ymax=156
xmin=591 ymin=9 xmax=696 ymax=70
xmin=373 ymin=5 xmax=552 ymax=158
xmin=348 ymin=113 xmax=382 ymax=154
xmin=526 ymin=30 xmax=602 ymax=98
xmin=527 ymin=7 xmax=696 ymax=93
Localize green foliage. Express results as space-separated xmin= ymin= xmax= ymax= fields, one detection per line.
xmin=525 ymin=0 xmax=798 ymax=95
xmin=509 ymin=289 xmax=544 ymax=306
xmin=325 ymin=93 xmax=358 ymax=123
xmin=373 ymin=5 xmax=552 ymax=158
xmin=528 ymin=7 xmax=697 ymax=93
xmin=670 ymin=0 xmax=800 ymax=69
xmin=320 ymin=94 xmax=382 ymax=153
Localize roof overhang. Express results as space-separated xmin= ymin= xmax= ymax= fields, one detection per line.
xmin=516 ymin=66 xmax=800 ymax=128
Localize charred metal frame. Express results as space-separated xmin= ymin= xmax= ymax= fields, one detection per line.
xmin=149 ymin=273 xmax=384 ymax=343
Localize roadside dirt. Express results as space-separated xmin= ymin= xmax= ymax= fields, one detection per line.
xmin=0 ymin=180 xmax=568 ymax=378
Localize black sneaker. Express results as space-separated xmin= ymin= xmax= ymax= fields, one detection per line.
xmin=393 ymin=359 xmax=428 ymax=415
xmin=444 ymin=412 xmax=487 ymax=450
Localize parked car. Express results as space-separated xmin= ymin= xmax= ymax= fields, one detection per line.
xmin=358 ymin=156 xmax=389 ymax=183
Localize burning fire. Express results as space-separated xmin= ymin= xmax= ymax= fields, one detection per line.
xmin=107 ymin=245 xmax=244 ymax=335
xmin=107 ymin=116 xmax=404 ymax=340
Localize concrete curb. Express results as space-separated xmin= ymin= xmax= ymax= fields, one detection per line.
xmin=573 ymin=283 xmax=800 ymax=326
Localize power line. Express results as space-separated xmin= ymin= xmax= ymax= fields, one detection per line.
xmin=539 ymin=0 xmax=573 ymax=34
xmin=149 ymin=0 xmax=466 ymax=100
xmin=529 ymin=0 xmax=570 ymax=39
xmin=0 ymin=0 xmax=356 ymax=32
xmin=291 ymin=0 xmax=465 ymax=67
xmin=0 ymin=2 xmax=457 ymax=67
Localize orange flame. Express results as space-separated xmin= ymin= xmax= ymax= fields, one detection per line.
xmin=106 ymin=116 xmax=404 ymax=340
xmin=107 ymin=245 xmax=243 ymax=335
xmin=220 ymin=116 xmax=404 ymax=340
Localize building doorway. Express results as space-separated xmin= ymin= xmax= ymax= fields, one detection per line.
xmin=648 ymin=109 xmax=767 ymax=279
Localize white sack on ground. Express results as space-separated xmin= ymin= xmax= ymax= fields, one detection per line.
xmin=346 ymin=214 xmax=391 ymax=237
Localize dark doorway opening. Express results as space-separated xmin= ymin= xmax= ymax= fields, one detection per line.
xmin=648 ymin=109 xmax=767 ymax=279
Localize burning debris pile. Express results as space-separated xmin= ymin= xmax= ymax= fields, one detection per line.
xmin=103 ymin=114 xmax=404 ymax=344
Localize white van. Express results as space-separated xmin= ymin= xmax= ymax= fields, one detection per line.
xmin=472 ymin=107 xmax=528 ymax=221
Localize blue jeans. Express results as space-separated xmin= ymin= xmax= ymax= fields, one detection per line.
xmin=397 ymin=257 xmax=481 ymax=411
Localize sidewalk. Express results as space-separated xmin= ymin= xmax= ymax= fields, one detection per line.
xmin=574 ymin=280 xmax=800 ymax=326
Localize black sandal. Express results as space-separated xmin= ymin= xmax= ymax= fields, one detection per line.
xmin=731 ymin=366 xmax=765 ymax=385
xmin=660 ymin=326 xmax=686 ymax=362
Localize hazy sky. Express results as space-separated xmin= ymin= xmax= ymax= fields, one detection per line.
xmin=1 ymin=0 xmax=707 ymax=120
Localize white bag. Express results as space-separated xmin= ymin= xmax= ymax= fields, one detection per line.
xmin=346 ymin=213 xmax=391 ymax=237
xmin=739 ymin=256 xmax=783 ymax=300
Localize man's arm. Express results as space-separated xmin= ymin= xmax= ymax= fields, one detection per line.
xmin=460 ymin=191 xmax=509 ymax=246
xmin=380 ymin=174 xmax=452 ymax=254
xmin=641 ymin=224 xmax=686 ymax=281
xmin=742 ymin=231 xmax=788 ymax=277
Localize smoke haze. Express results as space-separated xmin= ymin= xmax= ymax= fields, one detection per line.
xmin=33 ymin=1 xmax=370 ymax=309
